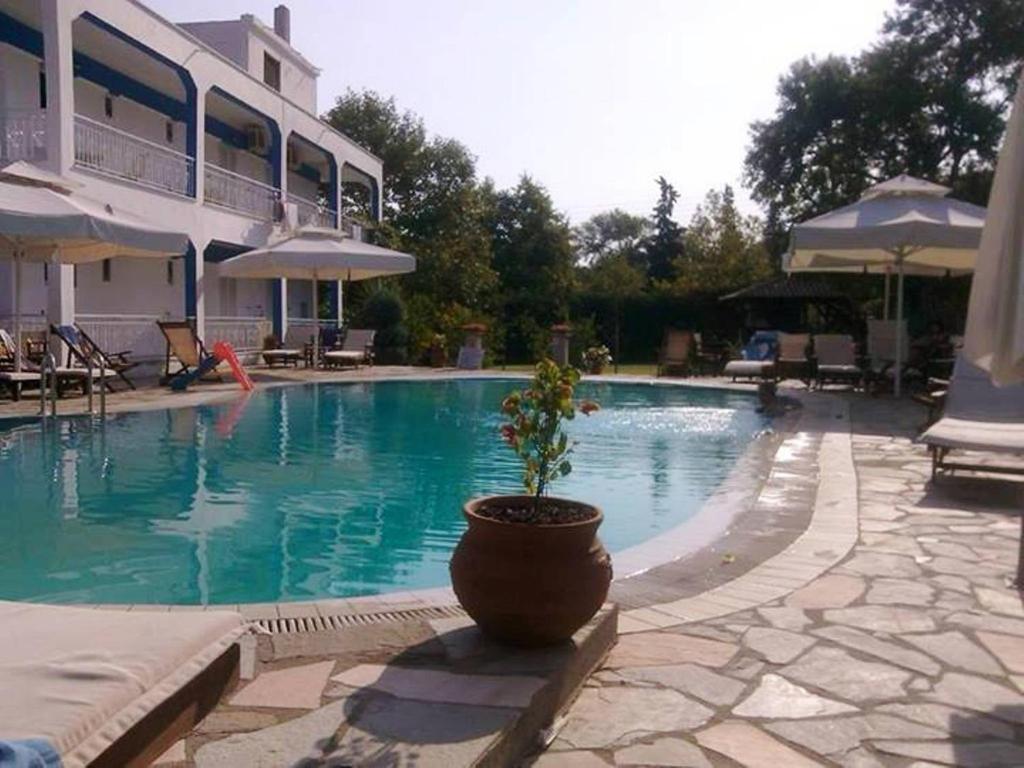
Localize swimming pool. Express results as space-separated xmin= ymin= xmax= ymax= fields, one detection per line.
xmin=0 ymin=378 xmax=768 ymax=605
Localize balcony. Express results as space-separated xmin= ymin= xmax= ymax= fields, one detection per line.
xmin=1 ymin=109 xmax=48 ymax=164
xmin=73 ymin=115 xmax=194 ymax=198
xmin=341 ymin=215 xmax=371 ymax=242
xmin=205 ymin=164 xmax=281 ymax=221
xmin=290 ymin=194 xmax=337 ymax=229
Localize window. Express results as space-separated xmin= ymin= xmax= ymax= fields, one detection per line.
xmin=43 ymin=263 xmax=48 ymax=284
xmin=263 ymin=53 xmax=281 ymax=91
xmin=102 ymin=259 xmax=111 ymax=282
xmin=167 ymin=260 xmax=174 ymax=285
xmin=38 ymin=68 xmax=46 ymax=109
xmin=104 ymin=94 xmax=114 ymax=119
xmin=165 ymin=121 xmax=174 ymax=143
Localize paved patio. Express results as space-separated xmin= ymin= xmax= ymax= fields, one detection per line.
xmin=529 ymin=394 xmax=1024 ymax=767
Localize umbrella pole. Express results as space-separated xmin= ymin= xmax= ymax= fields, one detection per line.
xmin=895 ymin=260 xmax=905 ymax=397
xmin=13 ymin=249 xmax=22 ymax=373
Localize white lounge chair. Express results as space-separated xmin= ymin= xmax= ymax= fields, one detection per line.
xmin=322 ymin=328 xmax=375 ymax=368
xmin=920 ymin=356 xmax=1024 ymax=479
xmin=0 ymin=600 xmax=245 ymax=767
xmin=813 ymin=334 xmax=862 ymax=389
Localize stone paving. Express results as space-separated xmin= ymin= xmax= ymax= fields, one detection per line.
xmin=530 ymin=395 xmax=1024 ymax=767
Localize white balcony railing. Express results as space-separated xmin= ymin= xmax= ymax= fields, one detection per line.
xmin=205 ymin=164 xmax=280 ymax=221
xmin=73 ymin=115 xmax=194 ymax=198
xmin=206 ymin=316 xmax=273 ymax=353
xmin=290 ymin=194 xmax=337 ymax=229
xmin=1 ymin=109 xmax=47 ymax=163
xmin=75 ymin=314 xmax=167 ymax=363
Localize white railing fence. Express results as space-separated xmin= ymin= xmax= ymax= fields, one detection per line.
xmin=284 ymin=318 xmax=339 ymax=347
xmin=291 ymin=195 xmax=337 ymax=229
xmin=205 ymin=164 xmax=280 ymax=221
xmin=73 ymin=115 xmax=194 ymax=198
xmin=1 ymin=109 xmax=47 ymax=163
xmin=75 ymin=314 xmax=167 ymax=363
xmin=206 ymin=316 xmax=273 ymax=353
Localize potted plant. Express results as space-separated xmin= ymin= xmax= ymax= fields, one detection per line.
xmin=450 ymin=359 xmax=612 ymax=646
xmin=581 ymin=344 xmax=612 ymax=375
xmin=429 ymin=333 xmax=447 ymax=368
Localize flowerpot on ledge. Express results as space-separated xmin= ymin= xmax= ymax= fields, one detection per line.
xmin=450 ymin=494 xmax=612 ymax=647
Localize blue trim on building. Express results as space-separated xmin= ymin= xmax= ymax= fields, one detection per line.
xmin=203 ymin=240 xmax=251 ymax=263
xmin=0 ymin=10 xmax=44 ymax=57
xmin=184 ymin=242 xmax=197 ymax=319
xmin=326 ymin=281 xmax=341 ymax=326
xmin=72 ymin=54 xmax=188 ymax=121
xmin=208 ymin=87 xmax=282 ymax=189
xmin=272 ymin=279 xmax=284 ymax=338
xmin=205 ymin=115 xmax=250 ymax=152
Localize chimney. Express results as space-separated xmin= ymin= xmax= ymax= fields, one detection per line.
xmin=273 ymin=5 xmax=290 ymax=43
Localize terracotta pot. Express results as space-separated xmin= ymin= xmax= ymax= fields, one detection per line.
xmin=429 ymin=346 xmax=447 ymax=368
xmin=587 ymin=362 xmax=605 ymax=375
xmin=450 ymin=495 xmax=613 ymax=647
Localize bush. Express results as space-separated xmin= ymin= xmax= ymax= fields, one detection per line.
xmin=358 ymin=287 xmax=409 ymax=364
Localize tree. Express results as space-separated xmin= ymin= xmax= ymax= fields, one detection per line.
xmin=579 ymin=252 xmax=646 ymax=371
xmin=324 ymin=90 xmax=498 ymax=355
xmin=572 ymin=209 xmax=649 ymax=268
xmin=671 ymin=186 xmax=774 ymax=295
xmin=643 ymin=177 xmax=685 ymax=282
xmin=487 ymin=177 xmax=575 ymax=362
xmin=744 ymin=0 xmax=1024 ymax=253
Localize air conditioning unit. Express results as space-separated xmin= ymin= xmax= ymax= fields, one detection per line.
xmin=245 ymin=124 xmax=268 ymax=154
xmin=286 ymin=144 xmax=300 ymax=170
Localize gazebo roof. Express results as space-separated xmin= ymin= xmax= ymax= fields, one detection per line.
xmin=719 ymin=276 xmax=850 ymax=302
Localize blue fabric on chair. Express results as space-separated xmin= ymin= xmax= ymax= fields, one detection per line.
xmin=0 ymin=740 xmax=62 ymax=768
xmin=742 ymin=331 xmax=779 ymax=361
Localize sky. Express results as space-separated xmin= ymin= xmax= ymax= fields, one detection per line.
xmin=149 ymin=0 xmax=895 ymax=223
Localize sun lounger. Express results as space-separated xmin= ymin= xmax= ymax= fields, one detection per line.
xmin=723 ymin=331 xmax=777 ymax=381
xmin=0 ymin=600 xmax=245 ymax=768
xmin=261 ymin=334 xmax=303 ymax=368
xmin=657 ymin=329 xmax=694 ymax=377
xmin=920 ymin=356 xmax=1024 ymax=478
xmin=50 ymin=324 xmax=133 ymax=391
xmin=775 ymin=332 xmax=812 ymax=386
xmin=322 ymin=328 xmax=375 ymax=368
xmin=157 ymin=320 xmax=222 ymax=386
xmin=813 ymin=334 xmax=862 ymax=389
xmin=0 ymin=329 xmax=104 ymax=400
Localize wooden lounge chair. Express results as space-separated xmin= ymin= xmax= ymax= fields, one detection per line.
xmin=0 ymin=328 xmax=100 ymax=401
xmin=0 ymin=600 xmax=245 ymax=768
xmin=920 ymin=356 xmax=1024 ymax=479
xmin=813 ymin=334 xmax=862 ymax=389
xmin=723 ymin=331 xmax=777 ymax=382
xmin=261 ymin=333 xmax=303 ymax=368
xmin=322 ymin=328 xmax=376 ymax=369
xmin=693 ymin=333 xmax=728 ymax=375
xmin=775 ymin=332 xmax=812 ymax=386
xmin=51 ymin=324 xmax=136 ymax=391
xmin=157 ymin=320 xmax=222 ymax=385
xmin=657 ymin=329 xmax=694 ymax=377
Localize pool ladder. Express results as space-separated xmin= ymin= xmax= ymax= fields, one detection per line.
xmin=39 ymin=352 xmax=58 ymax=418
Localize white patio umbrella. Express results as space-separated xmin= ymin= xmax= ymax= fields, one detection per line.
xmin=216 ymin=226 xmax=416 ymax=363
xmin=787 ymin=174 xmax=986 ymax=395
xmin=963 ymin=73 xmax=1024 ymax=387
xmin=0 ymin=163 xmax=189 ymax=371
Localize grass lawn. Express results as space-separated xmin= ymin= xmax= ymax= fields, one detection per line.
xmin=492 ymin=363 xmax=659 ymax=376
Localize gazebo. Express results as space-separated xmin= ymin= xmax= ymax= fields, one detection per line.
xmin=719 ymin=275 xmax=860 ymax=335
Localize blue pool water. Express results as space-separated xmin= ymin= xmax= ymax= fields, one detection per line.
xmin=0 ymin=379 xmax=767 ymax=605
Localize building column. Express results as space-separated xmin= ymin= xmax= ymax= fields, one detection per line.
xmin=192 ymin=84 xmax=206 ymax=201
xmin=47 ymin=265 xmax=75 ymax=356
xmin=185 ymin=242 xmax=207 ymax=339
xmin=40 ymin=0 xmax=74 ymax=176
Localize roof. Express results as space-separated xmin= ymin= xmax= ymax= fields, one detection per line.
xmin=719 ymin=276 xmax=851 ymax=302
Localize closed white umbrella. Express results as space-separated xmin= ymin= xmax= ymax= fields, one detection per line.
xmin=217 ymin=227 xmax=416 ymax=363
xmin=0 ymin=164 xmax=189 ymax=371
xmin=788 ymin=175 xmax=986 ymax=395
xmin=963 ymin=73 xmax=1024 ymax=387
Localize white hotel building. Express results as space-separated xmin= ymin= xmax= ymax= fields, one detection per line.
xmin=0 ymin=0 xmax=384 ymax=361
